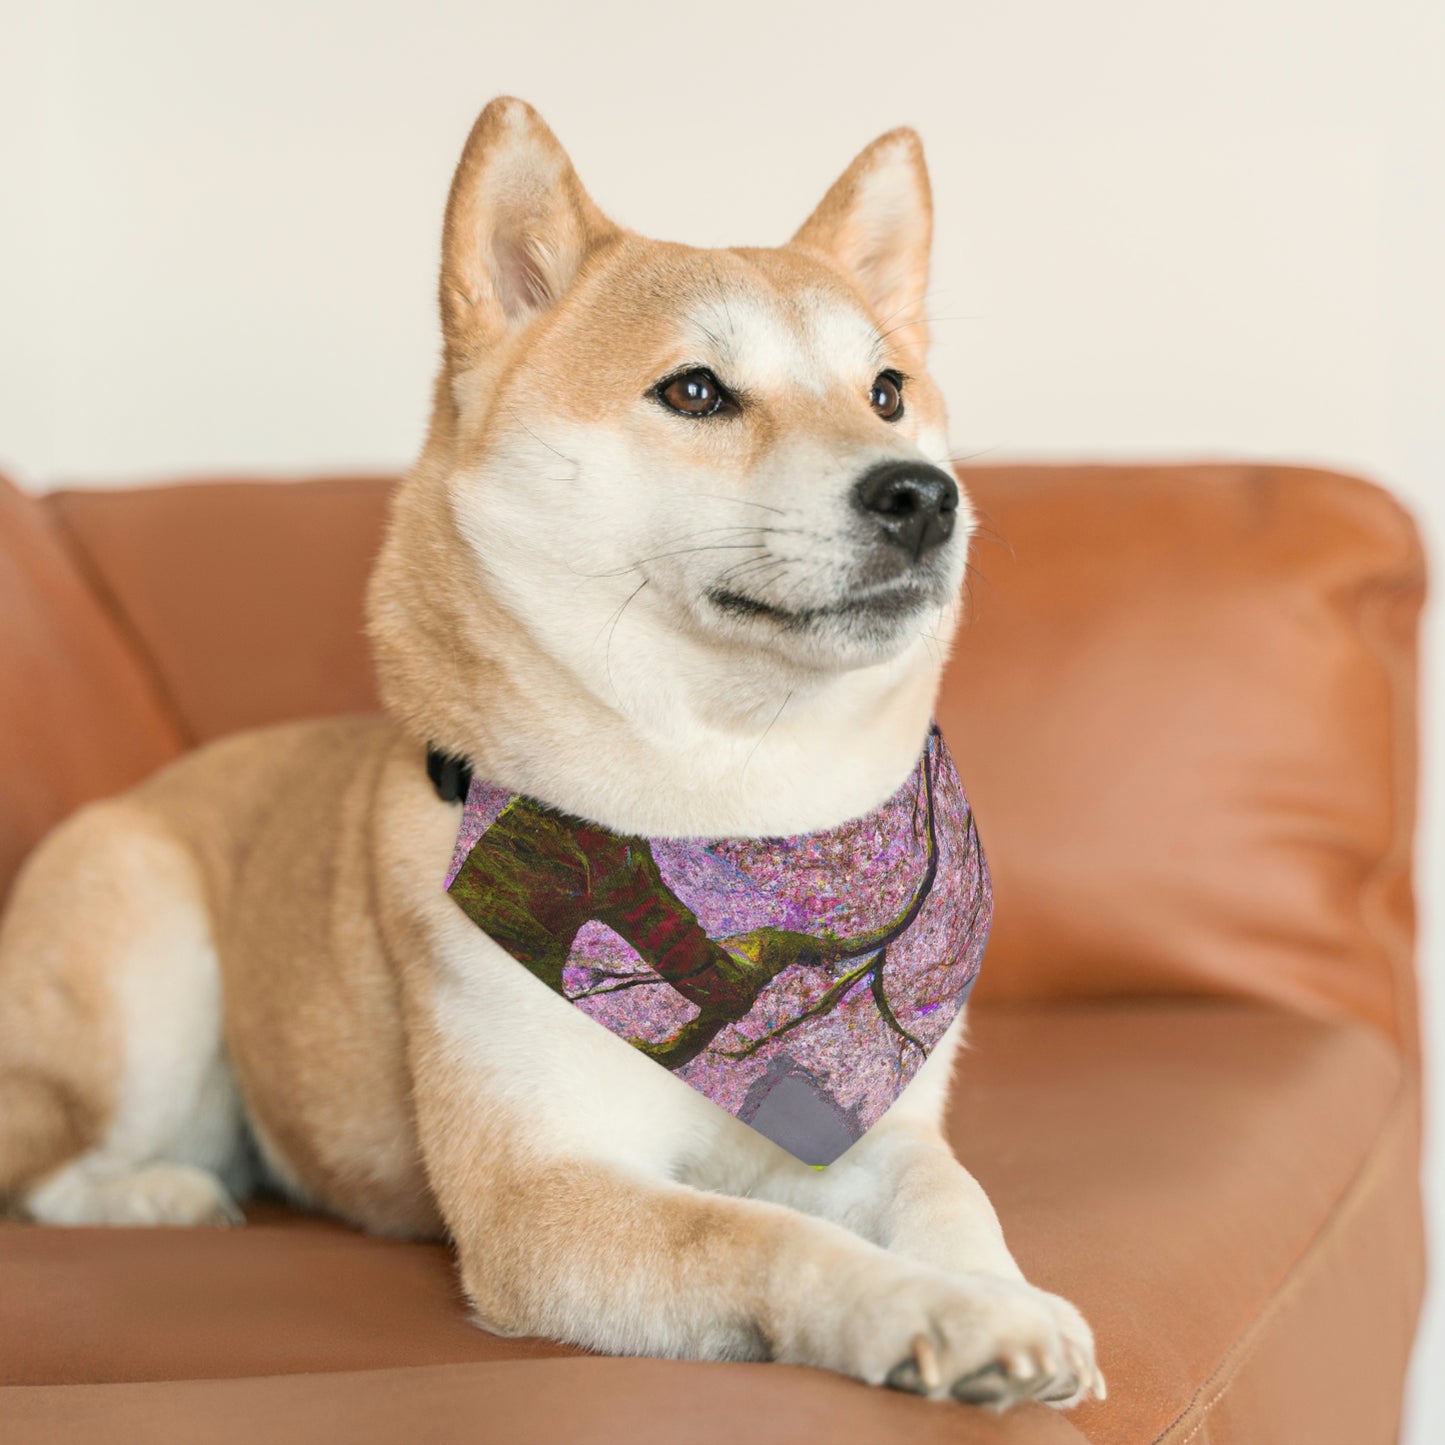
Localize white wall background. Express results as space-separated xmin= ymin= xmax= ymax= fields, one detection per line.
xmin=1 ymin=0 xmax=1441 ymax=1435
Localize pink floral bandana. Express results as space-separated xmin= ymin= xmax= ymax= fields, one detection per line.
xmin=443 ymin=727 xmax=990 ymax=1165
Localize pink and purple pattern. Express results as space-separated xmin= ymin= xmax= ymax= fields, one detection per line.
xmin=444 ymin=729 xmax=990 ymax=1164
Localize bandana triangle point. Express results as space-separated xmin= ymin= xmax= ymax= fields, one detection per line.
xmin=441 ymin=728 xmax=990 ymax=1165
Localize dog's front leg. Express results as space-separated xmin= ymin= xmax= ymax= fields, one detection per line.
xmin=751 ymin=1014 xmax=1019 ymax=1276
xmin=744 ymin=1020 xmax=1104 ymax=1405
xmin=766 ymin=1115 xmax=1025 ymax=1279
xmin=439 ymin=1147 xmax=1104 ymax=1406
xmin=416 ymin=1056 xmax=1096 ymax=1405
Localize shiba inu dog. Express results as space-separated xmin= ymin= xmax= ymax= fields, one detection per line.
xmin=0 ymin=97 xmax=1102 ymax=1409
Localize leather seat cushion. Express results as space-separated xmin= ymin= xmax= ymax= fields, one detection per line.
xmin=1 ymin=1001 xmax=1420 ymax=1445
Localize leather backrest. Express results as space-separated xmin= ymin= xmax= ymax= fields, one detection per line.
xmin=33 ymin=465 xmax=1424 ymax=1054
xmin=48 ymin=478 xmax=390 ymax=742
xmin=0 ymin=474 xmax=184 ymax=905
xmin=944 ymin=464 xmax=1423 ymax=1060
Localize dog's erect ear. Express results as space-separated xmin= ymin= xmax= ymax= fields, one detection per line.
xmin=790 ymin=128 xmax=933 ymax=348
xmin=440 ymin=97 xmax=617 ymax=365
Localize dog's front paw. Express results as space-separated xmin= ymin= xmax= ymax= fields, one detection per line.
xmin=807 ymin=1266 xmax=1104 ymax=1409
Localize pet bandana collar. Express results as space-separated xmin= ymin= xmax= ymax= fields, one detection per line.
xmin=440 ymin=727 xmax=991 ymax=1165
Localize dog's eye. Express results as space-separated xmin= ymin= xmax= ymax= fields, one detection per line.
xmin=658 ymin=369 xmax=727 ymax=418
xmin=869 ymin=371 xmax=905 ymax=421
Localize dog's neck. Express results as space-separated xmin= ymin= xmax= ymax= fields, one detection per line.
xmin=370 ymin=446 xmax=951 ymax=838
xmin=484 ymin=648 xmax=937 ymax=839
xmin=435 ymin=613 xmax=939 ymax=837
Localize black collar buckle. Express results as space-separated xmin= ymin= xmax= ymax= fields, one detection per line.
xmin=426 ymin=745 xmax=473 ymax=804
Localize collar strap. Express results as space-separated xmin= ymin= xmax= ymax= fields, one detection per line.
xmin=426 ymin=745 xmax=473 ymax=804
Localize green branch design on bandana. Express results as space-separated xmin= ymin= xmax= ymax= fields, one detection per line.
xmin=448 ymin=741 xmax=959 ymax=1073
xmin=441 ymin=726 xmax=990 ymax=1164
xmin=707 ymin=746 xmax=947 ymax=1066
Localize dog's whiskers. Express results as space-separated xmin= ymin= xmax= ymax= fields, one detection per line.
xmin=573 ymin=542 xmax=766 ymax=581
xmin=742 ymin=688 xmax=794 ymax=779
xmin=497 ymin=403 xmax=580 ymax=470
xmin=571 ymin=522 xmax=813 ymax=582
xmin=712 ymin=546 xmax=793 ymax=577
xmin=711 ymin=556 xmax=794 ymax=597
xmin=875 ymin=312 xmax=979 ymax=346
xmin=599 ymin=578 xmax=650 ymax=703
xmin=686 ymin=493 xmax=790 ymax=516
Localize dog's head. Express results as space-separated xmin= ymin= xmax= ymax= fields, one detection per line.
xmin=370 ymin=98 xmax=970 ymax=777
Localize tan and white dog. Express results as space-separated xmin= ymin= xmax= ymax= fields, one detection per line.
xmin=0 ymin=98 xmax=1102 ymax=1409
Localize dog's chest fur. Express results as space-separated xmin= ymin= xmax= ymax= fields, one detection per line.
xmin=198 ymin=718 xmax=960 ymax=1235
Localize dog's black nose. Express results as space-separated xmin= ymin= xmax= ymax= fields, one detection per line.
xmin=853 ymin=461 xmax=959 ymax=560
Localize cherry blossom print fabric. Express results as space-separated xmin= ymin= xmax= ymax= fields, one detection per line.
xmin=444 ymin=728 xmax=990 ymax=1165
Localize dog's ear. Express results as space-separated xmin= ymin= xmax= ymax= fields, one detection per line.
xmin=790 ymin=128 xmax=933 ymax=349
xmin=440 ymin=97 xmax=618 ymax=365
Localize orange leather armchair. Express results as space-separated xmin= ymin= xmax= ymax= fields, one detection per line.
xmin=0 ymin=463 xmax=1426 ymax=1445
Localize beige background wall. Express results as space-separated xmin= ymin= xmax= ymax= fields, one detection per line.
xmin=2 ymin=2 xmax=1441 ymax=1436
